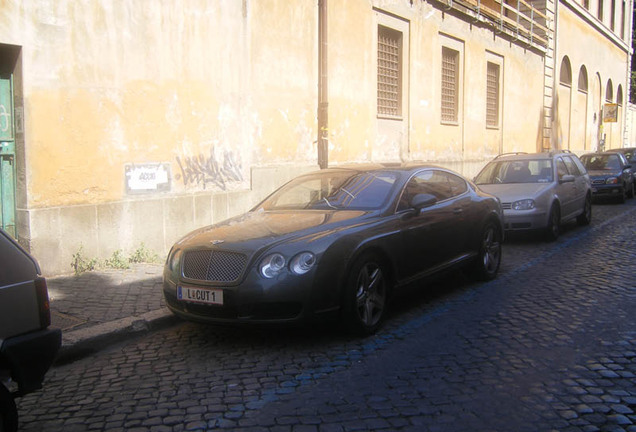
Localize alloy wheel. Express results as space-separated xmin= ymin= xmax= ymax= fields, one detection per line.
xmin=354 ymin=262 xmax=386 ymax=329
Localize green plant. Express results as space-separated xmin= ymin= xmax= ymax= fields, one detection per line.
xmin=128 ymin=242 xmax=160 ymax=264
xmin=70 ymin=243 xmax=161 ymax=275
xmin=104 ymin=249 xmax=130 ymax=269
xmin=71 ymin=245 xmax=99 ymax=275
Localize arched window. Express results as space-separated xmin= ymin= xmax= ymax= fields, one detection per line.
xmin=606 ymin=80 xmax=613 ymax=102
xmin=578 ymin=66 xmax=588 ymax=93
xmin=617 ymin=85 xmax=623 ymax=105
xmin=560 ymin=57 xmax=572 ymax=86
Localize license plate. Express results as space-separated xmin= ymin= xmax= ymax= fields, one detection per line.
xmin=177 ymin=285 xmax=224 ymax=305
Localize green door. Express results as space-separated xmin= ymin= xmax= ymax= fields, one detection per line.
xmin=0 ymin=75 xmax=15 ymax=237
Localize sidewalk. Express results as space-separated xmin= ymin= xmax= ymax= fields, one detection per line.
xmin=46 ymin=263 xmax=178 ymax=364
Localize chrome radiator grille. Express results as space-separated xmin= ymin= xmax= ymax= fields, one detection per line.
xmin=182 ymin=250 xmax=247 ymax=282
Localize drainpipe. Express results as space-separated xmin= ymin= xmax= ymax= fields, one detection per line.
xmin=318 ymin=0 xmax=329 ymax=169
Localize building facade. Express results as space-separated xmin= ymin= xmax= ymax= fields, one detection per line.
xmin=0 ymin=0 xmax=632 ymax=275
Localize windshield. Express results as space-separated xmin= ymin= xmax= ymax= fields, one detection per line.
xmin=581 ymin=154 xmax=621 ymax=171
xmin=475 ymin=159 xmax=553 ymax=184
xmin=256 ymin=171 xmax=398 ymax=211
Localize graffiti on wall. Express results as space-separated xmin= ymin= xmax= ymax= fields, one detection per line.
xmin=175 ymin=147 xmax=244 ymax=190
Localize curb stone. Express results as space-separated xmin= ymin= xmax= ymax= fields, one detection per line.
xmin=55 ymin=308 xmax=178 ymax=365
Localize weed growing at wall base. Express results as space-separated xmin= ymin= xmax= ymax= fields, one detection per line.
xmin=70 ymin=244 xmax=162 ymax=275
xmin=128 ymin=243 xmax=160 ymax=264
xmin=71 ymin=246 xmax=99 ymax=275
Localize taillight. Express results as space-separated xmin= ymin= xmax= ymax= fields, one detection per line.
xmin=34 ymin=277 xmax=51 ymax=328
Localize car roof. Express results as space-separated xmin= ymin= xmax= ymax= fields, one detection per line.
xmin=491 ymin=151 xmax=585 ymax=162
xmin=605 ymin=148 xmax=635 ymax=152
xmin=581 ymin=151 xmax=620 ymax=156
xmin=321 ymin=162 xmax=447 ymax=175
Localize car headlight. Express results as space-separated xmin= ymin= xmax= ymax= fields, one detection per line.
xmin=512 ymin=199 xmax=535 ymax=210
xmin=605 ymin=177 xmax=618 ymax=185
xmin=167 ymin=248 xmax=182 ymax=272
xmin=260 ymin=253 xmax=286 ymax=278
xmin=290 ymin=252 xmax=316 ymax=275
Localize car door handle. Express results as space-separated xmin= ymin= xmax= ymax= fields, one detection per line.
xmin=453 ymin=208 xmax=463 ymax=215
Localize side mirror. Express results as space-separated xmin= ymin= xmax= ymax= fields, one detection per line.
xmin=410 ymin=193 xmax=438 ymax=210
xmin=560 ymin=174 xmax=575 ymax=184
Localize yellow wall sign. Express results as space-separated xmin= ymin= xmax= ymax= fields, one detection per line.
xmin=603 ymin=103 xmax=618 ymax=123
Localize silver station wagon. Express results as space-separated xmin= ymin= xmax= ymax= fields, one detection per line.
xmin=474 ymin=151 xmax=592 ymax=241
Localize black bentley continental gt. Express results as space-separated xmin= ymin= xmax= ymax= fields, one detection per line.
xmin=163 ymin=164 xmax=503 ymax=334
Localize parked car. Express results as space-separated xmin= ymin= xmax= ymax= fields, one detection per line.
xmin=163 ymin=164 xmax=503 ymax=335
xmin=604 ymin=147 xmax=636 ymax=191
xmin=580 ymin=151 xmax=634 ymax=203
xmin=474 ymin=151 xmax=592 ymax=241
xmin=0 ymin=229 xmax=61 ymax=432
xmin=605 ymin=147 xmax=636 ymax=166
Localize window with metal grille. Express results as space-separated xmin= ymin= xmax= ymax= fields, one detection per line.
xmin=377 ymin=26 xmax=402 ymax=117
xmin=441 ymin=47 xmax=459 ymax=123
xmin=486 ymin=62 xmax=500 ymax=128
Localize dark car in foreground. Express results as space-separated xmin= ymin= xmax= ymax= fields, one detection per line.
xmin=580 ymin=152 xmax=634 ymax=203
xmin=0 ymin=229 xmax=61 ymax=432
xmin=474 ymin=151 xmax=592 ymax=241
xmin=163 ymin=164 xmax=503 ymax=334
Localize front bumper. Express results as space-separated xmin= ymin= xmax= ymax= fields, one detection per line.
xmin=162 ymin=268 xmax=339 ymax=326
xmin=0 ymin=328 xmax=61 ymax=395
xmin=591 ymin=184 xmax=623 ymax=197
xmin=502 ymin=209 xmax=548 ymax=231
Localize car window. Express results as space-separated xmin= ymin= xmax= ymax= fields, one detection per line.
xmin=581 ymin=154 xmax=621 ymax=171
xmin=562 ymin=156 xmax=581 ymax=176
xmin=259 ymin=171 xmax=398 ymax=211
xmin=556 ymin=158 xmax=569 ymax=179
xmin=571 ymin=156 xmax=588 ymax=175
xmin=447 ymin=172 xmax=468 ymax=196
xmin=474 ymin=159 xmax=553 ymax=184
xmin=398 ymin=170 xmax=461 ymax=211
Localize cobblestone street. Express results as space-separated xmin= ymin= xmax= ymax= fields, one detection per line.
xmin=16 ymin=201 xmax=636 ymax=432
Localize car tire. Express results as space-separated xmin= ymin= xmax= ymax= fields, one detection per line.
xmin=342 ymin=253 xmax=388 ymax=336
xmin=576 ymin=194 xmax=592 ymax=226
xmin=0 ymin=384 xmax=18 ymax=432
xmin=545 ymin=204 xmax=560 ymax=242
xmin=469 ymin=221 xmax=502 ymax=281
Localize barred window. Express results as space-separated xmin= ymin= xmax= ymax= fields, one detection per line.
xmin=377 ymin=26 xmax=402 ymax=117
xmin=486 ymin=62 xmax=500 ymax=128
xmin=441 ymin=47 xmax=459 ymax=123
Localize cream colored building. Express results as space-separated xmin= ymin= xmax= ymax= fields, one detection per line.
xmin=0 ymin=0 xmax=631 ymax=275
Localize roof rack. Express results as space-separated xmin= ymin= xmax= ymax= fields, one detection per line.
xmin=494 ymin=152 xmax=528 ymax=159
xmin=548 ymin=149 xmax=572 ymax=156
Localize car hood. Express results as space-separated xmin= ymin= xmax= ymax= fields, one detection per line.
xmin=477 ymin=183 xmax=552 ymax=202
xmin=175 ymin=209 xmax=369 ymax=253
xmin=587 ymin=169 xmax=622 ymax=178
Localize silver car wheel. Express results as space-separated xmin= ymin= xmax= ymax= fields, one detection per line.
xmin=354 ymin=262 xmax=386 ymax=329
xmin=482 ymin=225 xmax=501 ymax=275
xmin=546 ymin=205 xmax=560 ymax=241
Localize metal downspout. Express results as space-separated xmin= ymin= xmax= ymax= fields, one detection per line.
xmin=318 ymin=0 xmax=329 ymax=169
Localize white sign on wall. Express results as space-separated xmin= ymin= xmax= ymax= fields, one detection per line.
xmin=125 ymin=163 xmax=171 ymax=194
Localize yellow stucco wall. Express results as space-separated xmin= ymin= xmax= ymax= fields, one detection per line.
xmin=326 ymin=0 xmax=546 ymax=173
xmin=555 ymin=3 xmax=631 ymax=153
xmin=1 ymin=0 xmax=319 ymax=209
